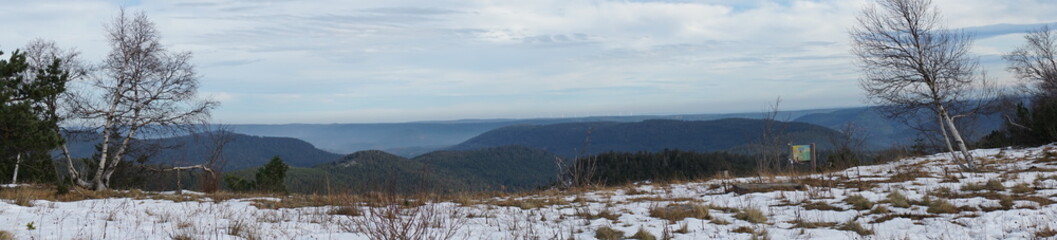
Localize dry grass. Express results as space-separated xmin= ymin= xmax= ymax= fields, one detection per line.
xmin=999 ymin=195 xmax=1015 ymax=210
xmin=595 ymin=226 xmax=625 ymax=240
xmin=627 ymin=196 xmax=697 ymax=203
xmin=926 ymin=198 xmax=959 ymax=214
xmin=675 ymin=222 xmax=690 ymax=233
xmin=790 ymin=219 xmax=837 ymax=229
xmin=0 ymin=185 xmax=303 ymax=206
xmin=925 ymin=188 xmax=1054 ymax=207
xmin=887 ymin=167 xmax=932 ymax=182
xmin=629 ymin=227 xmax=657 ymax=240
xmin=844 ymin=194 xmax=874 ymax=210
xmin=710 ymin=218 xmax=731 ymax=225
xmin=0 ymin=231 xmax=11 ymax=240
xmin=1036 ymin=226 xmax=1057 ymax=239
xmin=870 ymin=205 xmax=890 ymax=214
xmin=930 ymin=187 xmax=956 ymax=198
xmin=1011 ymin=183 xmax=1035 ymax=194
xmin=802 ymin=201 xmax=843 ymax=211
xmin=649 ymin=204 xmax=710 ymax=223
xmin=327 ymin=206 xmax=363 ymax=216
xmin=576 ymin=208 xmax=621 ymax=221
xmin=732 ymin=226 xmax=769 ymax=240
xmin=227 ymin=220 xmax=256 ymax=239
xmin=734 ymin=207 xmax=767 ymax=224
xmin=624 ymin=187 xmax=650 ymax=195
xmin=797 ymin=177 xmax=877 ymax=191
xmin=985 ymin=179 xmax=1006 ymax=191
xmin=491 ymin=196 xmax=569 ymax=210
xmin=870 ymin=213 xmax=938 ymax=223
xmin=1035 ymin=150 xmax=1057 ymax=164
xmin=838 ymin=220 xmax=873 ymax=236
xmin=887 ymin=191 xmax=910 ymax=208
xmin=732 ymin=226 xmax=755 ymax=233
xmin=962 ymin=179 xmax=1005 ymax=192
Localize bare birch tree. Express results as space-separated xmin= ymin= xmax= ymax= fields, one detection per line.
xmin=67 ymin=9 xmax=217 ymax=190
xmin=1005 ymin=25 xmax=1057 ymax=99
xmin=851 ymin=0 xmax=987 ymax=170
xmin=20 ymin=39 xmax=89 ymax=184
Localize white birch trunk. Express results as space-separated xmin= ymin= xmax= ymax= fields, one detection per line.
xmin=11 ymin=153 xmax=21 ymax=185
xmin=938 ymin=104 xmax=976 ymax=169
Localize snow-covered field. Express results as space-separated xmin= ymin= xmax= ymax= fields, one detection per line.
xmin=3 ymin=146 xmax=1057 ymax=239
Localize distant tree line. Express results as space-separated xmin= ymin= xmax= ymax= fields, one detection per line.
xmin=978 ymin=25 xmax=1057 ymax=148
xmin=570 ymin=149 xmax=755 ymax=186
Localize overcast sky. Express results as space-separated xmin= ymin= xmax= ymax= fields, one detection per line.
xmin=2 ymin=0 xmax=1055 ymax=124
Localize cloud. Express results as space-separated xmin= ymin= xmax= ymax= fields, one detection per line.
xmin=960 ymin=22 xmax=1057 ymax=39
xmin=3 ymin=0 xmax=1055 ymax=123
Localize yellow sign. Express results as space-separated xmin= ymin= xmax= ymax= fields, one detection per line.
xmin=791 ymin=145 xmax=812 ymax=162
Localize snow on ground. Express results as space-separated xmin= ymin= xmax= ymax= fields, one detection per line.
xmin=3 ymin=146 xmax=1057 ymax=239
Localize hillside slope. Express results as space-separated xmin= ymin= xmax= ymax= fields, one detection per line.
xmin=234 ymin=146 xmax=559 ymax=194
xmin=226 ymin=108 xmax=840 ymax=156
xmin=6 ymin=144 xmax=1057 ymax=239
xmin=449 ymin=118 xmax=849 ymax=157
xmin=64 ymin=131 xmax=343 ymax=171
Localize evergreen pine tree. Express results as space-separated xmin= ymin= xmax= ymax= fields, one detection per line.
xmin=255 ymin=156 xmax=289 ymax=193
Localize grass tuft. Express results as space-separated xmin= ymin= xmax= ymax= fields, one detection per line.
xmin=926 ymin=198 xmax=959 ymax=214
xmin=649 ymin=204 xmax=710 ymax=223
xmin=675 ymin=222 xmax=690 ymax=233
xmin=1011 ymin=183 xmax=1035 ymax=194
xmin=595 ymin=226 xmax=625 ymax=240
xmin=1037 ymin=226 xmax=1057 ymax=239
xmin=887 ymin=191 xmax=910 ymax=208
xmin=998 ymin=195 xmax=1014 ymax=210
xmin=984 ymin=179 xmax=1006 ymax=191
xmin=838 ymin=220 xmax=873 ymax=236
xmin=732 ymin=226 xmax=755 ymax=233
xmin=869 ymin=205 xmax=890 ymax=214
xmin=844 ymin=194 xmax=874 ymax=210
xmin=791 ymin=220 xmax=837 ymax=229
xmin=802 ymin=201 xmax=842 ymax=211
xmin=629 ymin=227 xmax=657 ymax=240
xmin=734 ymin=207 xmax=767 ymax=224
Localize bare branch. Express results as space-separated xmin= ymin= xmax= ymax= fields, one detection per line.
xmin=64 ymin=9 xmax=218 ymax=190
xmin=851 ymin=0 xmax=986 ymax=169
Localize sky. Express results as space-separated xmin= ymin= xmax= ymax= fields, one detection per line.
xmin=2 ymin=0 xmax=1056 ymax=124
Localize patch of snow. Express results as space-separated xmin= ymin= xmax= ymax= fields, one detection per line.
xmin=2 ymin=145 xmax=1057 ymax=239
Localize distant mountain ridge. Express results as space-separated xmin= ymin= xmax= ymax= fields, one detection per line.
xmin=792 ymin=106 xmax=1004 ymax=147
xmin=226 ymin=108 xmax=842 ymax=156
xmin=64 ymin=132 xmax=344 ymax=171
xmin=233 ymin=145 xmax=559 ymax=194
xmin=448 ymin=118 xmax=851 ymax=157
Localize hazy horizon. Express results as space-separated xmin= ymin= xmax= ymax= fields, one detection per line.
xmin=3 ymin=0 xmax=1055 ymax=124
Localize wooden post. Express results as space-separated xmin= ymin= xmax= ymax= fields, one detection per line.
xmin=810 ymin=143 xmax=817 ymax=172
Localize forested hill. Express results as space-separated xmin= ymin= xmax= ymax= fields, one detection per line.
xmin=244 ymin=145 xmax=559 ymax=194
xmin=225 ymin=108 xmax=838 ymax=156
xmin=65 ymin=132 xmax=344 ymax=171
xmin=447 ymin=118 xmax=849 ymax=157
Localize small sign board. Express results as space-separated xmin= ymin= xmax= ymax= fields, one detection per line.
xmin=790 ymin=145 xmax=812 ymax=162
